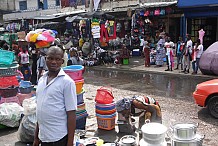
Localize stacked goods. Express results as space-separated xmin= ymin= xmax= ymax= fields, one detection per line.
xmin=17 ymin=81 xmax=34 ymax=105
xmin=63 ymin=65 xmax=87 ymax=129
xmin=0 ymin=50 xmax=20 ymax=129
xmin=95 ymin=87 xmax=116 ymax=130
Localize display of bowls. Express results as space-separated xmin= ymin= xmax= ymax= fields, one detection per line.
xmin=141 ymin=123 xmax=167 ymax=144
xmin=171 ymin=123 xmax=198 ymax=141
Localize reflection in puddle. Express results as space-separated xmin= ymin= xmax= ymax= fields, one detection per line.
xmin=84 ymin=68 xmax=209 ymax=100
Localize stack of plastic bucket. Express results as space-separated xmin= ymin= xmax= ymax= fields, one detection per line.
xmin=63 ymin=65 xmax=87 ymax=129
xmin=95 ymin=102 xmax=116 ymax=130
xmin=95 ymin=87 xmax=116 ymax=130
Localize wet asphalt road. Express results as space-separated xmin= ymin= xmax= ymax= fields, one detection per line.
xmin=0 ymin=68 xmax=217 ymax=146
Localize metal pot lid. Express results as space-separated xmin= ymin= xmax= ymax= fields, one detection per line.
xmin=173 ymin=123 xmax=197 ymax=130
xmin=141 ymin=123 xmax=167 ymax=135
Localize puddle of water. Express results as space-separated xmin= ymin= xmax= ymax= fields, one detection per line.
xmin=84 ymin=68 xmax=209 ymax=100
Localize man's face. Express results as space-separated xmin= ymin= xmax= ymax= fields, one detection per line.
xmin=46 ymin=52 xmax=63 ymax=72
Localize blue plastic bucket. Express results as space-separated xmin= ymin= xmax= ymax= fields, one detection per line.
xmin=95 ymin=103 xmax=116 ymax=111
xmin=77 ymin=90 xmax=85 ymax=105
xmin=63 ymin=65 xmax=84 ymax=71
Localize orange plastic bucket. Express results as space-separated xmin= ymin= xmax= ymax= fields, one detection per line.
xmin=75 ymin=79 xmax=84 ymax=94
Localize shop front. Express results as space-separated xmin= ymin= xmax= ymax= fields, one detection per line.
xmin=178 ymin=0 xmax=218 ymax=49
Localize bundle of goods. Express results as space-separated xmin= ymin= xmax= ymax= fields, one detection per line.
xmin=95 ymin=87 xmax=116 ymax=130
xmin=25 ymin=29 xmax=57 ymax=48
xmin=63 ymin=65 xmax=87 ymax=129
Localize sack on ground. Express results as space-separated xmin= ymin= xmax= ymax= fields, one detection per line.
xmin=17 ymin=114 xmax=37 ymax=143
xmin=22 ymin=96 xmax=36 ymax=115
xmin=0 ymin=103 xmax=24 ymax=127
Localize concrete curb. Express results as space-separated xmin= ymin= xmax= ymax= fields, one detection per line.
xmin=88 ymin=66 xmax=218 ymax=80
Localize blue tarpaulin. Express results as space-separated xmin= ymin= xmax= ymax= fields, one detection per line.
xmin=178 ymin=0 xmax=218 ymax=8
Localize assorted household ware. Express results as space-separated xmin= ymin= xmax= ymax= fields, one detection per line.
xmin=63 ymin=65 xmax=87 ymax=129
xmin=0 ymin=50 xmax=21 ymax=129
xmin=95 ymin=87 xmax=116 ymax=130
xmin=169 ymin=123 xmax=204 ymax=146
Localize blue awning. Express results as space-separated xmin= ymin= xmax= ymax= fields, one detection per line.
xmin=183 ymin=6 xmax=218 ymax=18
xmin=178 ymin=0 xmax=218 ymax=8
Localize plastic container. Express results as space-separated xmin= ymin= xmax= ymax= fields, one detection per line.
xmin=77 ymin=90 xmax=85 ymax=105
xmin=19 ymin=85 xmax=34 ymax=94
xmin=96 ymin=109 xmax=116 ymax=115
xmin=75 ymin=79 xmax=84 ymax=94
xmin=97 ymin=116 xmax=116 ymax=130
xmin=0 ymin=75 xmax=19 ymax=88
xmin=63 ymin=65 xmax=84 ymax=81
xmin=0 ymin=64 xmax=19 ymax=76
xmin=76 ymin=114 xmax=88 ymax=130
xmin=95 ymin=102 xmax=116 ymax=111
xmin=95 ymin=87 xmax=114 ymax=104
xmin=123 ymin=58 xmax=129 ymax=65
xmin=96 ymin=113 xmax=116 ymax=119
xmin=19 ymin=80 xmax=32 ymax=88
xmin=0 ymin=50 xmax=15 ymax=65
xmin=0 ymin=86 xmax=18 ymax=98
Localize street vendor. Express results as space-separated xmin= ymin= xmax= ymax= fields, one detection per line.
xmin=116 ymin=95 xmax=162 ymax=129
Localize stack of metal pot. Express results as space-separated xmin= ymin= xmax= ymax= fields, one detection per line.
xmin=170 ymin=123 xmax=204 ymax=146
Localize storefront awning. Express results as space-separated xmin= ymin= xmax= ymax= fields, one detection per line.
xmin=182 ymin=6 xmax=218 ymax=17
xmin=140 ymin=1 xmax=177 ymax=8
xmin=33 ymin=10 xmax=86 ymax=20
xmin=178 ymin=0 xmax=218 ymax=8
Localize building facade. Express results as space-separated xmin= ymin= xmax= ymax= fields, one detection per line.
xmin=178 ymin=0 xmax=218 ymax=49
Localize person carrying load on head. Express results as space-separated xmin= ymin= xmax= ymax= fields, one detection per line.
xmin=116 ymin=95 xmax=162 ymax=129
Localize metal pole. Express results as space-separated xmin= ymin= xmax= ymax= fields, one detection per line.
xmin=90 ymin=0 xmax=93 ymax=12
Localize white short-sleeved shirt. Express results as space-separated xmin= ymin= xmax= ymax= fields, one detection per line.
xmin=36 ymin=69 xmax=77 ymax=142
xmin=196 ymin=44 xmax=203 ymax=58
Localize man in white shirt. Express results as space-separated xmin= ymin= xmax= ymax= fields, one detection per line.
xmin=164 ymin=37 xmax=175 ymax=71
xmin=33 ymin=46 xmax=77 ymax=146
xmin=193 ymin=39 xmax=203 ymax=74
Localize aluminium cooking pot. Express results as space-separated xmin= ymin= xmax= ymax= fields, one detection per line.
xmin=141 ymin=123 xmax=167 ymax=144
xmin=171 ymin=134 xmax=204 ymax=146
xmin=171 ymin=123 xmax=198 ymax=141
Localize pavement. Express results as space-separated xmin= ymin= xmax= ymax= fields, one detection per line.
xmin=91 ymin=56 xmax=217 ymax=80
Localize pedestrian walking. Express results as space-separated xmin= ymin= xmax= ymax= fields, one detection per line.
xmin=175 ymin=37 xmax=184 ymax=70
xmin=182 ymin=34 xmax=193 ymax=74
xmin=33 ymin=46 xmax=77 ymax=146
xmin=192 ymin=39 xmax=203 ymax=74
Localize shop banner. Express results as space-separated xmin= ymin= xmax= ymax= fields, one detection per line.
xmin=93 ymin=0 xmax=101 ymax=11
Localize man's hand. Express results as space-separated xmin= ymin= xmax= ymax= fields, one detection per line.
xmin=33 ymin=137 xmax=41 ymax=146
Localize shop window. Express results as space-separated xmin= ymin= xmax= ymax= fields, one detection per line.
xmin=19 ymin=1 xmax=27 ymax=11
xmin=188 ymin=18 xmax=217 ymax=50
xmin=56 ymin=0 xmax=60 ymax=6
